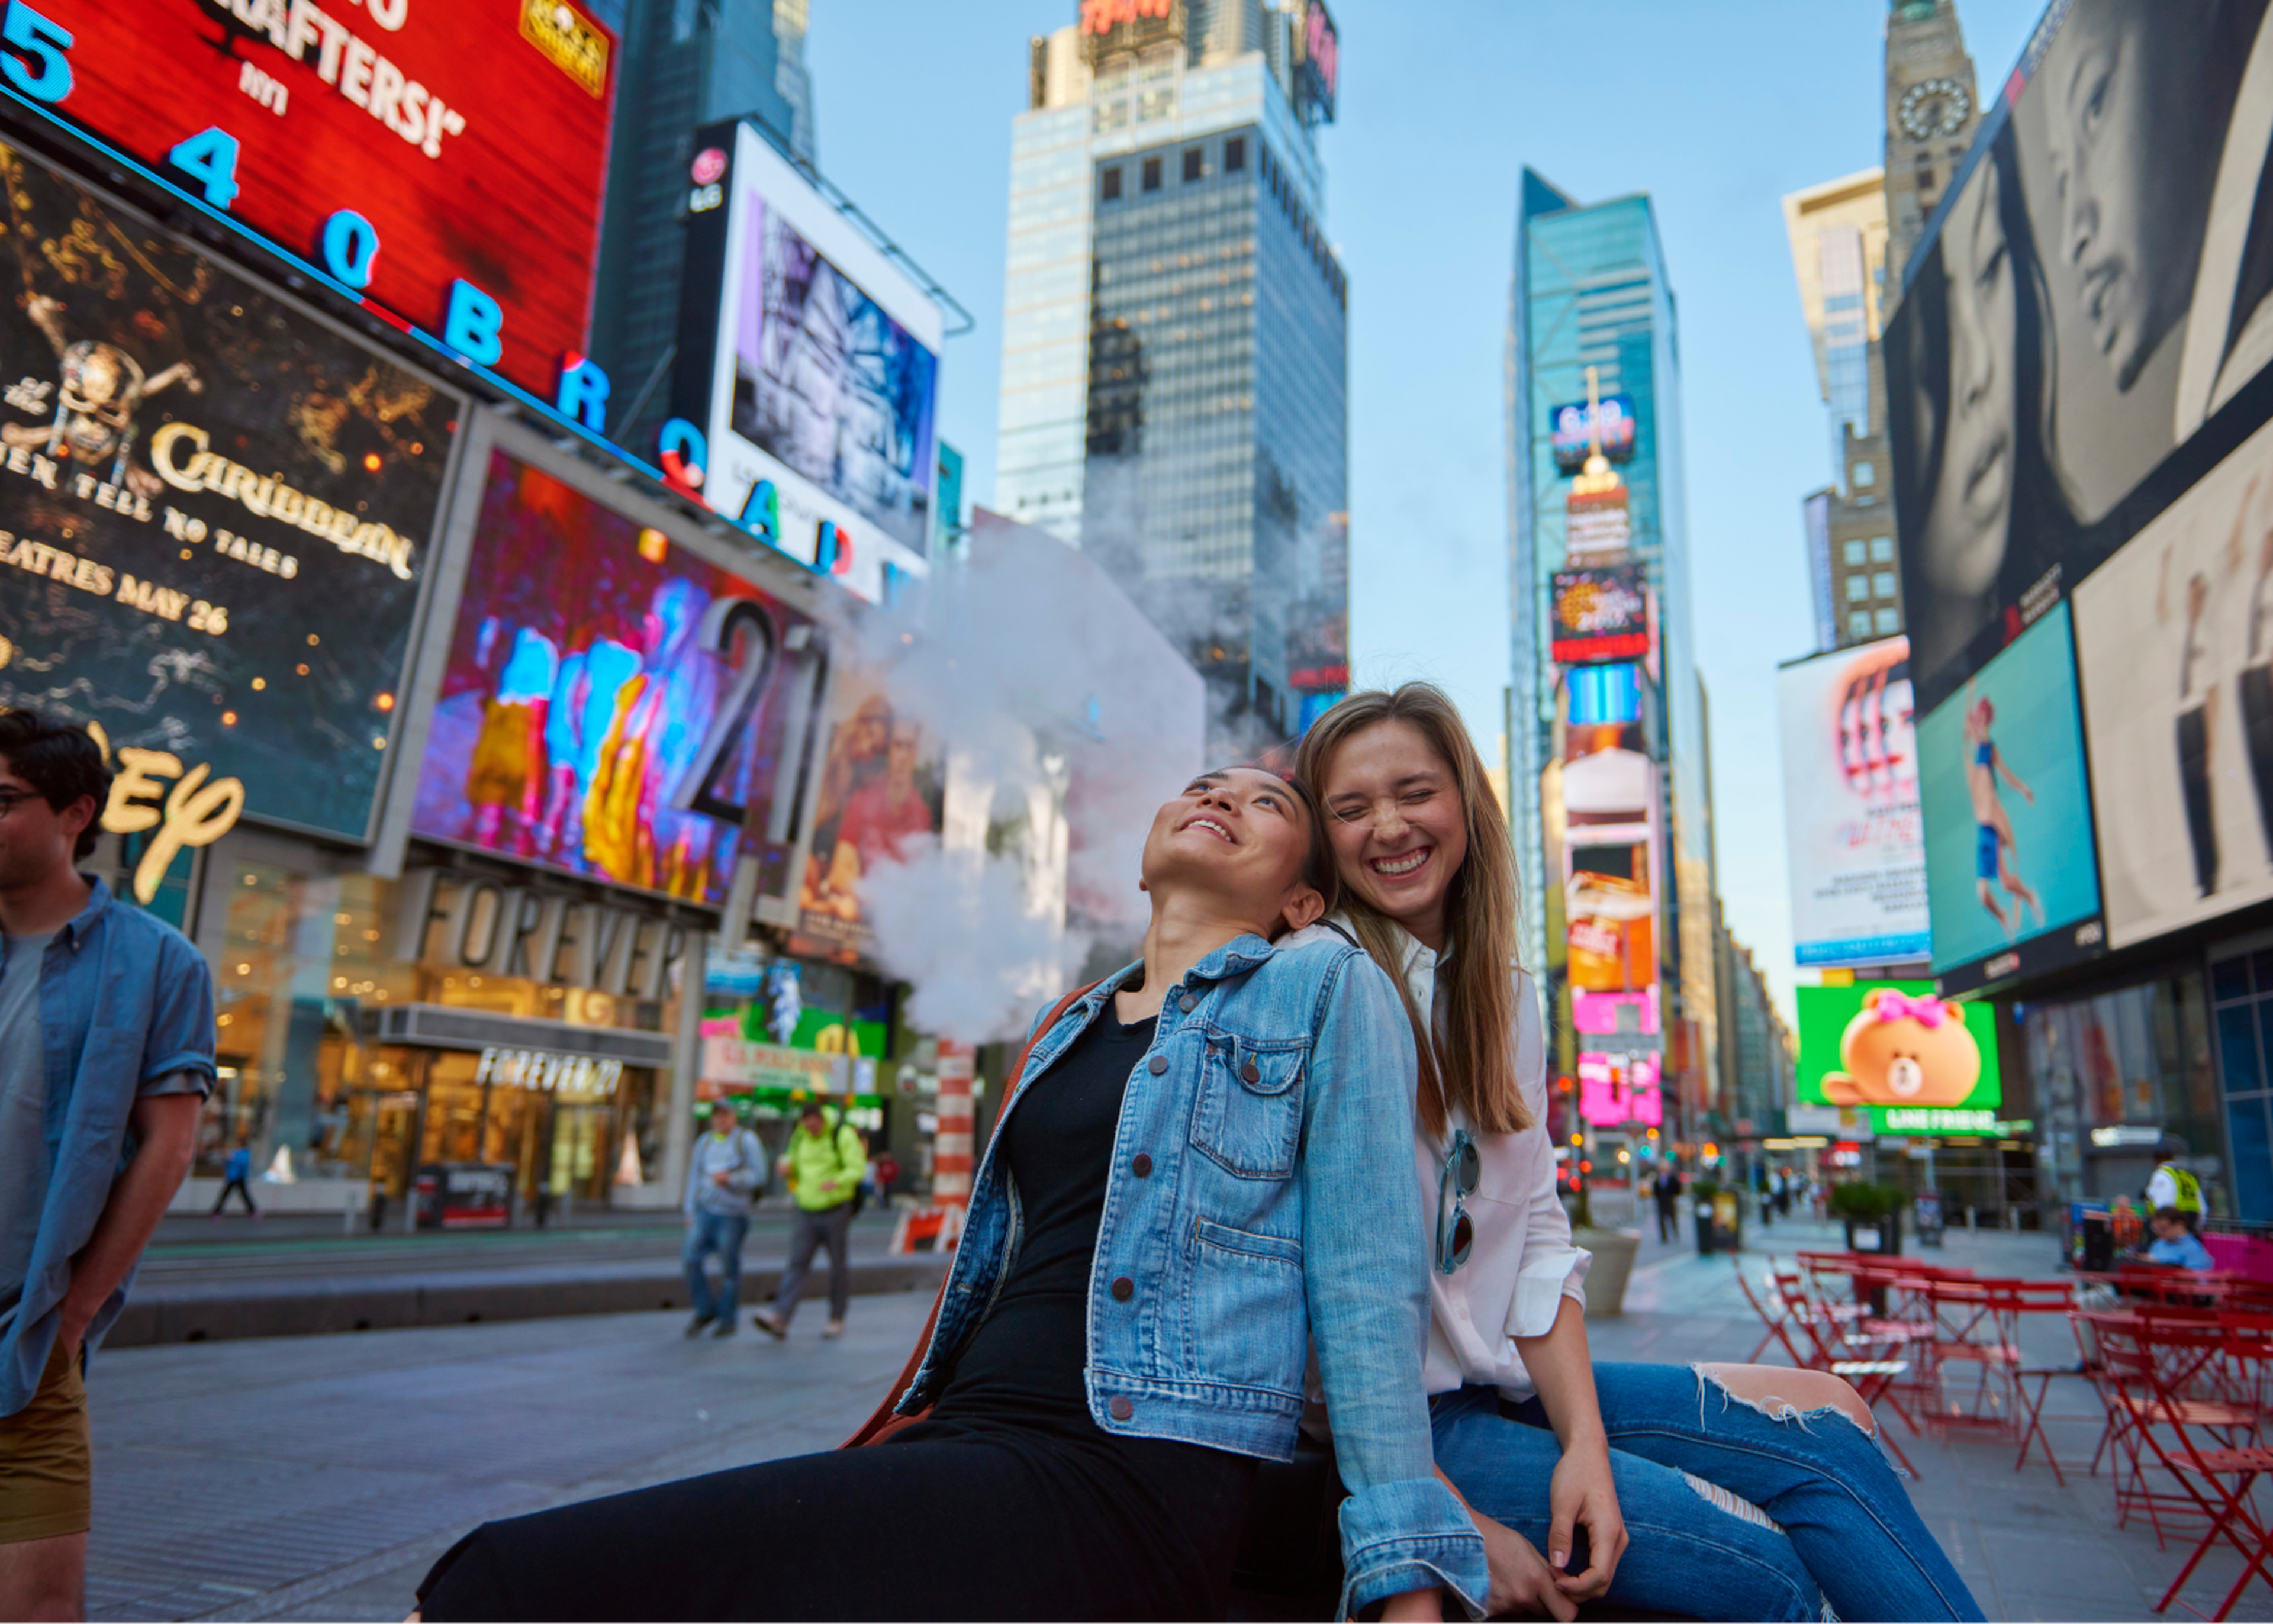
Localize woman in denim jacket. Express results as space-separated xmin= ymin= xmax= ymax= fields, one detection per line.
xmin=416 ymin=766 xmax=1485 ymax=1622
xmin=1294 ymin=685 xmax=1983 ymax=1624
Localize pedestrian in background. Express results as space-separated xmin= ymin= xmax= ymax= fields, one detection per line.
xmin=681 ymin=1103 xmax=763 ymax=1338
xmin=1652 ymin=1164 xmax=1682 ymax=1243
xmin=0 ymin=711 xmax=211 ymax=1621
xmin=873 ymin=1151 xmax=901 ymax=1211
xmin=211 ymin=1135 xmax=257 ymax=1218
xmin=752 ymin=1104 xmax=865 ymax=1341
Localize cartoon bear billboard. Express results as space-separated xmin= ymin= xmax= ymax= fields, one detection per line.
xmin=1795 ymin=982 xmax=2003 ymax=1135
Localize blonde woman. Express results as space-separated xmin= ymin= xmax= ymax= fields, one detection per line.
xmin=1293 ymin=685 xmax=1981 ymax=1623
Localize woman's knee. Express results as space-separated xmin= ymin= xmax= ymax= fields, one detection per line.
xmin=1696 ymin=1363 xmax=1876 ymax=1436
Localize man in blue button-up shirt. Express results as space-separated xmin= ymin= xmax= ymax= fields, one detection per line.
xmin=0 ymin=712 xmax=211 ymax=1620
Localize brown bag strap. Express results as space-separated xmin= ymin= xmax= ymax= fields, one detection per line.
xmin=840 ymin=979 xmax=1102 ymax=1448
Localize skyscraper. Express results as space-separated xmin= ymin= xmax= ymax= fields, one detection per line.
xmin=1882 ymin=0 xmax=1981 ymax=295
xmin=1783 ymin=170 xmax=1902 ymax=650
xmin=589 ymin=0 xmax=818 ymax=455
xmin=996 ymin=1 xmax=1347 ymax=750
xmin=1509 ymin=171 xmax=1718 ymax=1142
xmin=1780 ymin=2 xmax=1982 ymax=657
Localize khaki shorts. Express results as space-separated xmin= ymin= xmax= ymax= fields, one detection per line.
xmin=0 ymin=1339 xmax=90 ymax=1544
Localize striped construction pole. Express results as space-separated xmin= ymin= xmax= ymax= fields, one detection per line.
xmin=931 ymin=1040 xmax=975 ymax=1246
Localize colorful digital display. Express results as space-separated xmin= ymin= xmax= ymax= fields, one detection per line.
xmin=408 ymin=450 xmax=813 ymax=908
xmin=794 ymin=659 xmax=942 ymax=960
xmin=1562 ymin=735 xmax=1657 ymax=996
xmin=0 ymin=141 xmax=458 ymax=843
xmin=15 ymin=0 xmax=617 ymax=401
xmin=674 ymin=121 xmax=941 ymax=605
xmin=1550 ymin=393 xmax=1638 ymax=472
xmin=1551 ymin=567 xmax=1650 ymax=665
xmin=1578 ymin=1051 xmax=1662 ymax=1127
xmin=1776 ymin=637 xmax=1930 ymax=968
xmin=1917 ymin=603 xmax=2103 ymax=993
xmin=1795 ymin=982 xmax=2002 ymax=1135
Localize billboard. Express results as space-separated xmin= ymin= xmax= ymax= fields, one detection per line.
xmin=1550 ymin=394 xmax=1638 ymax=472
xmin=1776 ymin=637 xmax=1930 ymax=967
xmin=2075 ymin=411 xmax=2273 ymax=948
xmin=1795 ymin=982 xmax=2003 ymax=1135
xmin=1917 ymin=602 xmax=2103 ymax=993
xmin=1890 ymin=0 xmax=2273 ymax=709
xmin=794 ymin=659 xmax=943 ymax=960
xmin=1563 ymin=735 xmax=1657 ymax=995
xmin=673 ymin=122 xmax=941 ymax=605
xmin=0 ymin=141 xmax=458 ymax=845
xmin=18 ymin=0 xmax=616 ymax=401
xmin=1578 ymin=1051 xmax=1662 ymax=1127
xmin=1551 ymin=568 xmax=1650 ymax=666
xmin=408 ymin=450 xmax=813 ymax=910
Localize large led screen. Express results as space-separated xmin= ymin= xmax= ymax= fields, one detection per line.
xmin=1551 ymin=567 xmax=1650 ymax=666
xmin=1776 ymin=637 xmax=1930 ymax=968
xmin=409 ymin=451 xmax=813 ymax=908
xmin=1889 ymin=0 xmax=2273 ymax=708
xmin=2075 ymin=411 xmax=2273 ymax=948
xmin=674 ymin=121 xmax=941 ymax=605
xmin=1918 ymin=602 xmax=2103 ymax=992
xmin=20 ymin=0 xmax=616 ymax=401
xmin=0 ymin=141 xmax=457 ymax=842
xmin=1795 ymin=981 xmax=2003 ymax=1136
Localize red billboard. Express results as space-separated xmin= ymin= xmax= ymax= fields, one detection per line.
xmin=9 ymin=0 xmax=615 ymax=399
xmin=1551 ymin=567 xmax=1650 ymax=665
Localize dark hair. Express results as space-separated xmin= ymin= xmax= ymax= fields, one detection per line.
xmin=1267 ymin=768 xmax=1340 ymax=918
xmin=1890 ymin=130 xmax=2075 ymax=681
xmin=0 ymin=709 xmax=111 ymax=860
xmin=2153 ymin=1205 xmax=2198 ymax=1232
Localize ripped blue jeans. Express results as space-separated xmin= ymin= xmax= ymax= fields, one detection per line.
xmin=1432 ymin=1363 xmax=1984 ymax=1623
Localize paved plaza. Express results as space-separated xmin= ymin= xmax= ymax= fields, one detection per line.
xmin=72 ymin=1214 xmax=2273 ymax=1620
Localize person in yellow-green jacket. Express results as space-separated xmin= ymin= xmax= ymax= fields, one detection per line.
xmin=753 ymin=1104 xmax=868 ymax=1341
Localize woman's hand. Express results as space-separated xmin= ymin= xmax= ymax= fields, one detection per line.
xmin=1475 ymin=1513 xmax=1577 ymax=1622
xmin=1547 ymin=1438 xmax=1627 ymax=1600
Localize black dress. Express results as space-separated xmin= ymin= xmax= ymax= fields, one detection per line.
xmin=417 ymin=1008 xmax=1256 ymax=1622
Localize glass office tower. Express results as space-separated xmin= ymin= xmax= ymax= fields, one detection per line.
xmin=1509 ymin=169 xmax=1718 ymax=1127
xmin=998 ymin=3 xmax=1346 ymax=751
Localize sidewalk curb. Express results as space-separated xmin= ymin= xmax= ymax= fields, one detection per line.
xmin=107 ymin=1254 xmax=952 ymax=1348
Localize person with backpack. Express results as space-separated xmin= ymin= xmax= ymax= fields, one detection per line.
xmin=680 ymin=1103 xmax=764 ymax=1338
xmin=752 ymin=1103 xmax=867 ymax=1341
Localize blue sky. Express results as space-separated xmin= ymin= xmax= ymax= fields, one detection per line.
xmin=804 ymin=0 xmax=2050 ymax=1023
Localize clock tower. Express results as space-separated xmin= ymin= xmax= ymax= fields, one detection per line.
xmin=1882 ymin=0 xmax=1980 ymax=302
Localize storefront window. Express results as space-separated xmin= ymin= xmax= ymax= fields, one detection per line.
xmin=2208 ymin=948 xmax=2273 ymax=1220
xmin=2025 ymin=972 xmax=2219 ymax=1213
xmin=205 ymin=852 xmax=681 ymax=1211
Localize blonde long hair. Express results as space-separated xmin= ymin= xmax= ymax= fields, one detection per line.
xmin=1292 ymin=684 xmax=1532 ymax=1138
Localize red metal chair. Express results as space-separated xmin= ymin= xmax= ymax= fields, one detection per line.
xmin=2095 ymin=1314 xmax=2273 ymax=1619
xmin=2086 ymin=1313 xmax=2259 ymax=1555
xmin=1788 ymin=1284 xmax=1925 ymax=1477
xmin=1734 ymin=1264 xmax=1810 ymax=1367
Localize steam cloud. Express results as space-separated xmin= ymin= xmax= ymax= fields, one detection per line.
xmin=823 ymin=509 xmax=1205 ymax=1045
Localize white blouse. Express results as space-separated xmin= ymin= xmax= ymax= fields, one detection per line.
xmin=1371 ymin=920 xmax=1592 ymax=1400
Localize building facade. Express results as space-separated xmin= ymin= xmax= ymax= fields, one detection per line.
xmin=1509 ymin=171 xmax=1717 ymax=1151
xmin=997 ymin=1 xmax=1347 ymax=749
xmin=1783 ymin=170 xmax=1905 ymax=651
xmin=590 ymin=0 xmax=818 ymax=457
xmin=1881 ymin=0 xmax=1980 ymax=295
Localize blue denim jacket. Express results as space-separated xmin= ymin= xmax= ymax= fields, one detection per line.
xmin=899 ymin=930 xmax=1488 ymax=1617
xmin=0 ymin=879 xmax=215 ymax=1417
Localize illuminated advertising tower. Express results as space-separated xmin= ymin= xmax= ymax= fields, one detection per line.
xmin=995 ymin=0 xmax=1347 ymax=752
xmin=1508 ymin=170 xmax=1717 ymax=1150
